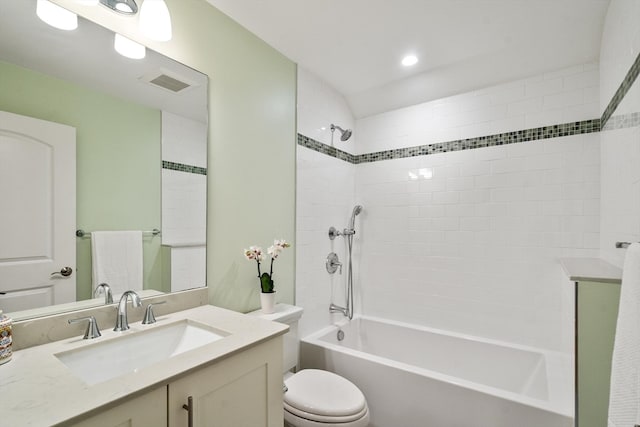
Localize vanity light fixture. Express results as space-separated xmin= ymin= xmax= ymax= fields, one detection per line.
xmin=402 ymin=54 xmax=419 ymax=67
xmin=139 ymin=0 xmax=173 ymax=42
xmin=36 ymin=0 xmax=78 ymax=31
xmin=114 ymin=33 xmax=146 ymax=59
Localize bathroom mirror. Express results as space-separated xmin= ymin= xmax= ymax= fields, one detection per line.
xmin=0 ymin=0 xmax=208 ymax=320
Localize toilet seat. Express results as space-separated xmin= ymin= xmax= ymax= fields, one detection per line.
xmin=284 ymin=401 xmax=369 ymax=423
xmin=284 ymin=369 xmax=369 ymax=426
xmin=284 ymin=408 xmax=370 ymax=427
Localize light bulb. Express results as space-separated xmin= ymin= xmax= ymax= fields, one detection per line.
xmin=402 ymin=55 xmax=419 ymax=67
xmin=139 ymin=0 xmax=172 ymax=42
xmin=114 ymin=33 xmax=146 ymax=59
xmin=36 ymin=0 xmax=78 ymax=31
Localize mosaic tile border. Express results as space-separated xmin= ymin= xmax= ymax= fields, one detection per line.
xmin=297 ymin=119 xmax=600 ymax=164
xmin=602 ymin=112 xmax=640 ymax=131
xmin=601 ymin=50 xmax=640 ymax=127
xmin=162 ymin=160 xmax=207 ymax=175
xmin=297 ymin=134 xmax=356 ymax=163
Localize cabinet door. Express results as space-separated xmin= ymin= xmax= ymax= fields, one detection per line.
xmin=71 ymin=386 xmax=167 ymax=427
xmin=168 ymin=337 xmax=283 ymax=427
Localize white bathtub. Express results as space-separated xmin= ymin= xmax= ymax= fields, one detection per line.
xmin=300 ymin=316 xmax=573 ymax=427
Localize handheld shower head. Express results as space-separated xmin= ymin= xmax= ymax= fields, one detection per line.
xmin=331 ymin=124 xmax=353 ymax=141
xmin=349 ymin=205 xmax=363 ymax=229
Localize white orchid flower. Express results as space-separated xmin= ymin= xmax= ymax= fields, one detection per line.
xmin=268 ymin=245 xmax=282 ymax=259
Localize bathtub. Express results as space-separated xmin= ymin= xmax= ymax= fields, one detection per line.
xmin=300 ymin=316 xmax=573 ymax=427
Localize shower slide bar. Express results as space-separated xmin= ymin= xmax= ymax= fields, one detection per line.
xmin=75 ymin=228 xmax=161 ymax=238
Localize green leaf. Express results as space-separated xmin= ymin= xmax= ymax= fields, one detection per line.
xmin=260 ymin=273 xmax=274 ymax=293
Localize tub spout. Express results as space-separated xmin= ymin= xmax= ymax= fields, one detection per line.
xmin=330 ymin=303 xmax=348 ymax=317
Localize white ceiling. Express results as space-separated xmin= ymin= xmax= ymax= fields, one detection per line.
xmin=206 ymin=0 xmax=611 ymax=118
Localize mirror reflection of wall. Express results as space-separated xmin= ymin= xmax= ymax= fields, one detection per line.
xmin=0 ymin=0 xmax=208 ymax=320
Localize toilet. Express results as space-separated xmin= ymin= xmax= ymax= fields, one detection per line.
xmin=249 ymin=304 xmax=370 ymax=427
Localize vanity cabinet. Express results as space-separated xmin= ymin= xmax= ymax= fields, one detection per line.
xmin=70 ymin=338 xmax=283 ymax=427
xmin=168 ymin=338 xmax=283 ymax=427
xmin=71 ymin=387 xmax=167 ymax=427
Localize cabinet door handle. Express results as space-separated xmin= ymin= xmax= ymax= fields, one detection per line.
xmin=182 ymin=396 xmax=193 ymax=427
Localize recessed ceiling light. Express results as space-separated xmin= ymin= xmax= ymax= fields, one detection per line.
xmin=402 ymin=55 xmax=418 ymax=67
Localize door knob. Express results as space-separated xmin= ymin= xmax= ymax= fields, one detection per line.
xmin=51 ymin=267 xmax=73 ymax=277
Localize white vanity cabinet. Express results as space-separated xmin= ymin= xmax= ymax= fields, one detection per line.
xmin=168 ymin=338 xmax=283 ymax=427
xmin=70 ymin=337 xmax=283 ymax=427
xmin=71 ymin=387 xmax=167 ymax=427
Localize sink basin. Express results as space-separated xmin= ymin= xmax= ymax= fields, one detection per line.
xmin=55 ymin=320 xmax=227 ymax=385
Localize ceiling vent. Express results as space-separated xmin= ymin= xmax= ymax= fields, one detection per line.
xmin=140 ymin=68 xmax=197 ymax=94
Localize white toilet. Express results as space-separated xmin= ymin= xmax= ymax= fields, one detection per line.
xmin=249 ymin=304 xmax=370 ymax=427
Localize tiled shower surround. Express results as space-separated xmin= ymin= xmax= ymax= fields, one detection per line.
xmin=297 ymin=63 xmax=602 ymax=351
xmin=297 ymin=0 xmax=640 ymax=350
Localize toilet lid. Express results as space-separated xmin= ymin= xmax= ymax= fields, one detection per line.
xmin=284 ymin=370 xmax=367 ymax=418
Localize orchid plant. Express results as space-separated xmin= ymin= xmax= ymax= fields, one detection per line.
xmin=244 ymin=239 xmax=291 ymax=293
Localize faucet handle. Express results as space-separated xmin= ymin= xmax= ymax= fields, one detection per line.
xmin=142 ymin=301 xmax=166 ymax=325
xmin=68 ymin=316 xmax=102 ymax=339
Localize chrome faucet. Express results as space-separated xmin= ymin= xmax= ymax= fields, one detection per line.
xmin=114 ymin=290 xmax=142 ymax=331
xmin=94 ymin=283 xmax=113 ymax=304
xmin=329 ymin=303 xmax=349 ymax=317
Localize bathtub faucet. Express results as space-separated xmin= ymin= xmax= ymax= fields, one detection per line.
xmin=330 ymin=303 xmax=349 ymax=317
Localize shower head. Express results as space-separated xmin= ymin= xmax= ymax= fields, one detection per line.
xmin=331 ymin=124 xmax=353 ymax=141
xmin=349 ymin=205 xmax=363 ymax=229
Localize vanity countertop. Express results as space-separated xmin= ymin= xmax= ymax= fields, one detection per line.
xmin=559 ymin=257 xmax=623 ymax=284
xmin=0 ymin=304 xmax=288 ymax=426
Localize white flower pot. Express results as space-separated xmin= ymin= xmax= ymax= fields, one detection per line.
xmin=260 ymin=292 xmax=276 ymax=314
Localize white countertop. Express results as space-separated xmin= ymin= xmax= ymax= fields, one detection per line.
xmin=0 ymin=305 xmax=288 ymax=426
xmin=559 ymin=258 xmax=622 ymax=284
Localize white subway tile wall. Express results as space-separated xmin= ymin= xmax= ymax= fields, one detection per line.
xmin=296 ymin=68 xmax=356 ymax=337
xmin=599 ymin=0 xmax=640 ymax=114
xmin=356 ymin=133 xmax=600 ymax=351
xmin=599 ymin=0 xmax=640 ymax=267
xmin=356 ymin=63 xmax=599 ymax=155
xmin=162 ymin=112 xmax=207 ymax=168
xmin=161 ymin=169 xmax=207 ymax=245
xmin=296 ymin=147 xmax=356 ymax=337
xmin=161 ymin=112 xmax=207 ymax=244
xmin=298 ymin=64 xmax=602 ymax=351
xmin=297 ymin=67 xmax=356 ymax=151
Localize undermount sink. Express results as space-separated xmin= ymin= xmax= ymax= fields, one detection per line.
xmin=55 ymin=320 xmax=227 ymax=385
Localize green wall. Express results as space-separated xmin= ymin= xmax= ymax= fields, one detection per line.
xmin=577 ymin=281 xmax=621 ymax=427
xmin=0 ymin=60 xmax=162 ymax=300
xmin=54 ymin=0 xmax=297 ymax=312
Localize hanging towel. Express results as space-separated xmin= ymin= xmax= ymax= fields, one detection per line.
xmin=608 ymin=243 xmax=640 ymax=427
xmin=91 ymin=231 xmax=143 ymax=297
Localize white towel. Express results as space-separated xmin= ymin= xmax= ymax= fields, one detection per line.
xmin=608 ymin=243 xmax=640 ymax=427
xmin=91 ymin=231 xmax=143 ymax=296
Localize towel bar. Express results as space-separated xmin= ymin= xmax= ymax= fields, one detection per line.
xmin=76 ymin=229 xmax=161 ymax=238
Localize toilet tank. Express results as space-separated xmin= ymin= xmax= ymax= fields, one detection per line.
xmin=248 ymin=303 xmax=304 ymax=372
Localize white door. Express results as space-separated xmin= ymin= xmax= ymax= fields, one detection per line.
xmin=0 ymin=110 xmax=76 ymax=312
